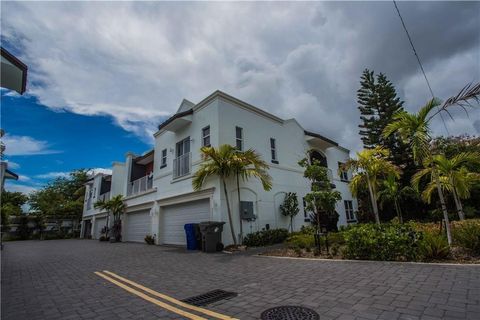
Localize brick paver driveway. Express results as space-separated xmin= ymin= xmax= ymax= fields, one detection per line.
xmin=2 ymin=240 xmax=479 ymax=320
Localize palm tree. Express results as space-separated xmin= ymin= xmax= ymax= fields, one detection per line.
xmin=377 ymin=174 xmax=415 ymax=223
xmin=412 ymin=153 xmax=480 ymax=220
xmin=383 ymin=83 xmax=480 ymax=245
xmin=233 ymin=149 xmax=272 ymax=243
xmin=344 ymin=147 xmax=400 ymax=225
xmin=192 ymin=145 xmax=239 ymax=245
xmin=94 ymin=195 xmax=126 ymax=242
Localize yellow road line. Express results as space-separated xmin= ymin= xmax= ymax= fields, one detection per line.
xmin=94 ymin=272 xmax=207 ymax=320
xmin=103 ymin=270 xmax=238 ymax=320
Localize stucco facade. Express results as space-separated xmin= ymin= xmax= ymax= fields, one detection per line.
xmin=81 ymin=91 xmax=358 ymax=246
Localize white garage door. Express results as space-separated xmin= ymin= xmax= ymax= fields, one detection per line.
xmin=94 ymin=217 xmax=106 ymax=239
xmin=162 ymin=199 xmax=210 ymax=245
xmin=123 ymin=210 xmax=151 ymax=243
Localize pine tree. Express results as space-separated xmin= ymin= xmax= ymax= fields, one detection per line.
xmin=357 ymin=69 xmax=421 ymax=219
xmin=357 ymin=69 xmax=404 ymax=151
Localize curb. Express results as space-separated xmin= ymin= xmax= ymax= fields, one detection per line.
xmin=254 ymin=254 xmax=480 ymax=266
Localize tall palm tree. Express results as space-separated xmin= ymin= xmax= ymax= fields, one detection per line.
xmin=344 ymin=147 xmax=400 ymax=225
xmin=192 ymin=145 xmax=239 ymax=245
xmin=412 ymin=153 xmax=480 ymax=220
xmin=94 ymin=194 xmax=126 ymax=242
xmin=233 ymin=149 xmax=272 ymax=243
xmin=383 ymin=83 xmax=480 ymax=245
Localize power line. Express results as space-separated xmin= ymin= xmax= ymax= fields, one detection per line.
xmin=393 ymin=0 xmax=449 ymax=135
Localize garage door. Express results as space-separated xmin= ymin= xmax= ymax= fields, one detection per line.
xmin=123 ymin=210 xmax=151 ymax=243
xmin=162 ymin=199 xmax=210 ymax=245
xmin=94 ymin=217 xmax=106 ymax=239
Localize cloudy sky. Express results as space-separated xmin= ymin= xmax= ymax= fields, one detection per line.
xmin=1 ymin=1 xmax=479 ymax=194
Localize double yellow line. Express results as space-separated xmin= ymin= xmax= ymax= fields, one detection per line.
xmin=95 ymin=270 xmax=238 ymax=320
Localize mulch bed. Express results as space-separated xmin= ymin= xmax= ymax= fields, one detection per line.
xmin=261 ymin=247 xmax=480 ymax=264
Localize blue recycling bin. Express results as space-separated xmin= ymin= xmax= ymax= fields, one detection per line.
xmin=184 ymin=223 xmax=197 ymax=250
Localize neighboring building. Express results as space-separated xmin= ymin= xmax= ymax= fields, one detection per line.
xmin=1 ymin=47 xmax=27 ymax=192
xmin=81 ymin=91 xmax=358 ymax=246
xmin=1 ymin=47 xmax=28 ymax=95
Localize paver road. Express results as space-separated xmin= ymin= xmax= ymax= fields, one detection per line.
xmin=2 ymin=240 xmax=479 ymax=319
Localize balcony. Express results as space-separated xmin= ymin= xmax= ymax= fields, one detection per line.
xmin=98 ymin=191 xmax=110 ymax=202
xmin=86 ymin=198 xmax=93 ymax=210
xmin=173 ymin=152 xmax=191 ymax=179
xmin=127 ymin=175 xmax=153 ymax=196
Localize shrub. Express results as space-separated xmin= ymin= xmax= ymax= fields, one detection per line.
xmin=286 ymin=233 xmax=315 ymax=249
xmin=343 ymin=223 xmax=421 ymax=261
xmin=452 ymin=220 xmax=480 ymax=255
xmin=243 ymin=228 xmax=289 ymax=247
xmin=418 ymin=233 xmax=450 ymax=261
xmin=144 ymin=235 xmax=155 ymax=245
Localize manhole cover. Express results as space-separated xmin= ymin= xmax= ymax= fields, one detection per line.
xmin=182 ymin=289 xmax=237 ymax=306
xmin=261 ymin=306 xmax=320 ymax=320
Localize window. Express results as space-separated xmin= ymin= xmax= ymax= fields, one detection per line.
xmin=303 ymin=197 xmax=311 ymax=222
xmin=270 ymin=138 xmax=278 ymax=164
xmin=344 ymin=200 xmax=355 ymax=222
xmin=176 ymin=137 xmax=190 ymax=157
xmin=235 ymin=126 xmax=243 ymax=150
xmin=202 ymin=126 xmax=210 ymax=147
xmin=338 ymin=162 xmax=348 ymax=181
xmin=160 ymin=149 xmax=167 ymax=168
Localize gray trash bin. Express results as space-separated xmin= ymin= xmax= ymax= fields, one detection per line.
xmin=199 ymin=221 xmax=225 ymax=253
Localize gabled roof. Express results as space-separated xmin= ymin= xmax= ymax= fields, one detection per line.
xmin=176 ymin=99 xmax=195 ymax=113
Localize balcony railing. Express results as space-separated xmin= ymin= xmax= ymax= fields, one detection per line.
xmin=127 ymin=175 xmax=153 ymax=196
xmin=173 ymin=152 xmax=191 ymax=179
xmin=98 ymin=191 xmax=110 ymax=202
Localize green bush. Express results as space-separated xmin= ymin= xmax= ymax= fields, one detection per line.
xmin=286 ymin=233 xmax=315 ymax=249
xmin=452 ymin=220 xmax=480 ymax=254
xmin=343 ymin=223 xmax=421 ymax=261
xmin=243 ymin=228 xmax=289 ymax=247
xmin=418 ymin=233 xmax=450 ymax=261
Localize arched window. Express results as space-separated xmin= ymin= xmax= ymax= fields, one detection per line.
xmin=309 ymin=150 xmax=327 ymax=167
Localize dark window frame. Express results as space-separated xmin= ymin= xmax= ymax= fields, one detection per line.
xmin=235 ymin=126 xmax=243 ymax=151
xmin=160 ymin=149 xmax=167 ymax=168
xmin=338 ymin=162 xmax=349 ymax=182
xmin=270 ymin=138 xmax=278 ymax=164
xmin=202 ymin=126 xmax=211 ymax=147
xmin=344 ymin=200 xmax=355 ymax=222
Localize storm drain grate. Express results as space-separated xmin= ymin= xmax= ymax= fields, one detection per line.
xmin=182 ymin=289 xmax=238 ymax=306
xmin=261 ymin=306 xmax=320 ymax=320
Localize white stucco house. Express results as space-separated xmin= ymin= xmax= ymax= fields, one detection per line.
xmin=80 ymin=91 xmax=358 ymax=246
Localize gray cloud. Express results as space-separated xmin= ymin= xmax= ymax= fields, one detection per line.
xmin=2 ymin=1 xmax=478 ymax=150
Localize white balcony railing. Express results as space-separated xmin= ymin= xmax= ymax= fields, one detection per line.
xmin=173 ymin=152 xmax=191 ymax=179
xmin=127 ymin=175 xmax=153 ymax=196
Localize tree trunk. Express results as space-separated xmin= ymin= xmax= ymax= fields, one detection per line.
xmin=223 ymin=178 xmax=237 ymax=246
xmin=394 ymin=199 xmax=403 ymax=223
xmin=236 ymin=172 xmax=243 ymax=244
xmin=452 ymin=186 xmax=465 ymax=220
xmin=433 ymin=170 xmax=452 ymax=245
xmin=366 ymin=176 xmax=380 ymax=225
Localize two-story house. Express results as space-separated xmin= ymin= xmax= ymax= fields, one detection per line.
xmin=81 ymin=90 xmax=358 ymax=246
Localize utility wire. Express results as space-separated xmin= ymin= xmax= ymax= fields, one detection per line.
xmin=393 ymin=0 xmax=449 ymax=135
